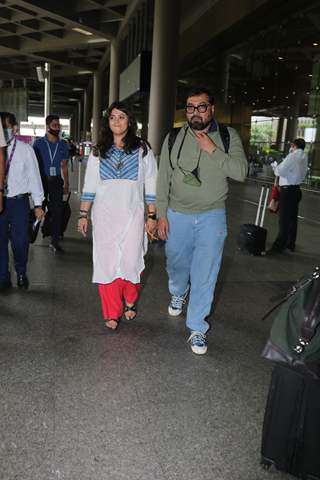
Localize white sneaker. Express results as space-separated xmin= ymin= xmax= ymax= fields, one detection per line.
xmin=168 ymin=288 xmax=189 ymax=316
xmin=187 ymin=331 xmax=207 ymax=355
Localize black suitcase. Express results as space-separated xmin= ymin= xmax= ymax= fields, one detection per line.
xmin=238 ymin=186 xmax=269 ymax=255
xmin=42 ymin=193 xmax=71 ymax=238
xmin=261 ymin=364 xmax=320 ymax=479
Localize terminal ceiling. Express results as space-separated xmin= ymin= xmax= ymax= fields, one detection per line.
xmin=0 ymin=0 xmax=320 ymax=119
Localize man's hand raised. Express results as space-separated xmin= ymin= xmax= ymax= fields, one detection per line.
xmin=195 ymin=132 xmax=216 ymax=154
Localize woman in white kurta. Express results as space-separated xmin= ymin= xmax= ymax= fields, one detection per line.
xmin=78 ymin=102 xmax=158 ymax=330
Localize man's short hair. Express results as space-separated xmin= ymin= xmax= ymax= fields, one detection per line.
xmin=0 ymin=111 xmax=17 ymax=128
xmin=45 ymin=114 xmax=60 ymax=126
xmin=186 ymin=87 xmax=214 ymax=105
xmin=293 ymin=138 xmax=306 ymax=150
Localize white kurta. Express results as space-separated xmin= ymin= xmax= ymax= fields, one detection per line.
xmin=82 ymin=147 xmax=157 ymax=284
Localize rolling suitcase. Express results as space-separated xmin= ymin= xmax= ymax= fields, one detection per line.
xmin=238 ymin=186 xmax=269 ymax=255
xmin=261 ymin=364 xmax=320 ymax=479
xmin=42 ymin=193 xmax=71 ymax=238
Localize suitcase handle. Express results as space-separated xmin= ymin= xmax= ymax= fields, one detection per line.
xmin=255 ymin=186 xmax=269 ymax=227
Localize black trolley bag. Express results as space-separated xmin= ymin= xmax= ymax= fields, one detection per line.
xmin=42 ymin=193 xmax=71 ymax=238
xmin=261 ymin=267 xmax=320 ymax=479
xmin=238 ymin=185 xmax=269 ymax=255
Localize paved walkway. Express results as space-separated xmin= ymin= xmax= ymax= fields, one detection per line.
xmin=1 ymin=166 xmax=319 ymax=480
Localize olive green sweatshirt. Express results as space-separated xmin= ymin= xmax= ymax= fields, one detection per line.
xmin=156 ymin=123 xmax=248 ymax=218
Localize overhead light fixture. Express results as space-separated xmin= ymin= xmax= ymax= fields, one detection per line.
xmin=313 ymin=42 xmax=319 ymax=46
xmin=72 ymin=88 xmax=84 ymax=91
xmin=87 ymin=38 xmax=108 ymax=44
xmin=78 ymin=70 xmax=92 ymax=75
xmin=308 ymin=74 xmax=313 ymax=77
xmin=36 ymin=66 xmax=47 ymax=82
xmin=278 ymin=56 xmax=284 ymax=60
xmin=72 ymin=27 xmax=93 ymax=36
xmin=68 ymin=98 xmax=79 ymax=101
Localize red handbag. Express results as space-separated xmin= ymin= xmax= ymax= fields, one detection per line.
xmin=268 ymin=184 xmax=280 ymax=213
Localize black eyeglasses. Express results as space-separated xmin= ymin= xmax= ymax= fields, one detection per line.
xmin=185 ymin=103 xmax=211 ymax=114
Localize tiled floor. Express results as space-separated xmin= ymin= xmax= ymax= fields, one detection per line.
xmin=1 ymin=169 xmax=319 ymax=480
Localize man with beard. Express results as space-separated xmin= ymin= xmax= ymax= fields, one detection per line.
xmin=156 ymin=88 xmax=247 ymax=354
xmin=33 ymin=115 xmax=69 ymax=253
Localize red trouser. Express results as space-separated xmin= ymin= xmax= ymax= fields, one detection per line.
xmin=98 ymin=278 xmax=140 ymax=320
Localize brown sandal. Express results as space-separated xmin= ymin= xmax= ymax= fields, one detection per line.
xmin=124 ymin=304 xmax=137 ymax=320
xmin=105 ymin=319 xmax=118 ymax=330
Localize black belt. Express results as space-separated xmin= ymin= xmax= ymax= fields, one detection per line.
xmin=6 ymin=193 xmax=29 ymax=200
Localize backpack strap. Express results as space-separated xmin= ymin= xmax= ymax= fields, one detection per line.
xmin=168 ymin=127 xmax=181 ymax=169
xmin=218 ymin=123 xmax=230 ymax=154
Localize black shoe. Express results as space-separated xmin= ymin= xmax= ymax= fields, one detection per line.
xmin=17 ymin=274 xmax=29 ymax=289
xmin=0 ymin=280 xmax=12 ymax=292
xmin=49 ymin=242 xmax=64 ymax=254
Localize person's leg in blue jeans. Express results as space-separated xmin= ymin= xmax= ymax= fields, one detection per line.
xmin=186 ymin=208 xmax=227 ymax=334
xmin=165 ymin=208 xmax=194 ymax=297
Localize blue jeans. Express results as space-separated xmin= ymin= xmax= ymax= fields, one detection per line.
xmin=165 ymin=208 xmax=227 ymax=334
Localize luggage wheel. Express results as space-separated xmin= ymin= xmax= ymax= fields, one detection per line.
xmin=260 ymin=457 xmax=272 ymax=470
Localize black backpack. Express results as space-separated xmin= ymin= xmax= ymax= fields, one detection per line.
xmin=167 ymin=124 xmax=230 ymax=169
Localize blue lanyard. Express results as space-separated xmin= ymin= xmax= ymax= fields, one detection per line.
xmin=45 ymin=140 xmax=59 ymax=166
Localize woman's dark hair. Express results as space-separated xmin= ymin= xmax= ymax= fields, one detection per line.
xmin=93 ymin=101 xmax=148 ymax=158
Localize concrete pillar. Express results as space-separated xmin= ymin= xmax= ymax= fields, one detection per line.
xmin=275 ymin=117 xmax=285 ymax=150
xmin=222 ymin=56 xmax=230 ymax=104
xmin=109 ymin=39 xmax=120 ymax=105
xmin=77 ymin=100 xmax=82 ymax=141
xmin=92 ymin=71 xmax=102 ymax=144
xmin=70 ymin=112 xmax=77 ymax=141
xmin=83 ymin=89 xmax=88 ymax=139
xmin=285 ymin=95 xmax=300 ymax=149
xmin=44 ymin=63 xmax=52 ymax=118
xmin=311 ymin=117 xmax=320 ymax=177
xmin=148 ymin=0 xmax=181 ymax=156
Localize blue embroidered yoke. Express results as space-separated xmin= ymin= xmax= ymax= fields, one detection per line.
xmin=100 ymin=146 xmax=139 ymax=181
xmin=81 ymin=146 xmax=156 ymax=205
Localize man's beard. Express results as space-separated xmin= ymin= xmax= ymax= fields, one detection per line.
xmin=188 ymin=117 xmax=212 ymax=131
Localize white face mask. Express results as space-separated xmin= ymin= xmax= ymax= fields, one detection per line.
xmin=4 ymin=128 xmax=13 ymax=142
xmin=289 ymin=147 xmax=294 ymax=153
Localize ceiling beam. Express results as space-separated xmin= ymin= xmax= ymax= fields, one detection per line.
xmin=8 ymin=0 xmax=116 ymax=39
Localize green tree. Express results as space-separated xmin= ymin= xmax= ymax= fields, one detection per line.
xmin=250 ymin=123 xmax=273 ymax=144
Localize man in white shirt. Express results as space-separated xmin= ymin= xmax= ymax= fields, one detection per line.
xmin=0 ymin=122 xmax=6 ymax=213
xmin=268 ymin=138 xmax=308 ymax=254
xmin=0 ymin=112 xmax=45 ymax=291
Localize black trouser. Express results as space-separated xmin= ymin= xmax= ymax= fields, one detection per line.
xmin=44 ymin=176 xmax=64 ymax=245
xmin=0 ymin=195 xmax=29 ymax=282
xmin=272 ymin=185 xmax=302 ymax=252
